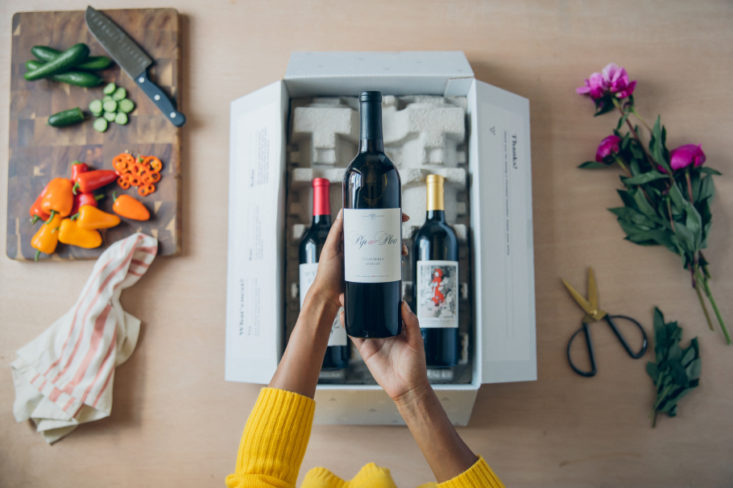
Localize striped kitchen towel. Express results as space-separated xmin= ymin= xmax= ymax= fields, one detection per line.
xmin=11 ymin=233 xmax=158 ymax=444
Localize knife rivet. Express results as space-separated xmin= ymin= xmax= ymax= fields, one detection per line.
xmin=170 ymin=112 xmax=177 ymax=118
xmin=154 ymin=94 xmax=161 ymax=101
xmin=138 ymin=76 xmax=145 ymax=83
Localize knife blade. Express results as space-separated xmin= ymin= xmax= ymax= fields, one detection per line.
xmin=85 ymin=6 xmax=185 ymax=127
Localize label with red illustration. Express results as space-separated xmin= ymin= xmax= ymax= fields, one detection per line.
xmin=416 ymin=260 xmax=458 ymax=328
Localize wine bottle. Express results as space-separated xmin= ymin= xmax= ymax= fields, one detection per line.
xmin=412 ymin=174 xmax=459 ymax=367
xmin=342 ymin=91 xmax=403 ymax=338
xmin=299 ymin=178 xmax=349 ymax=369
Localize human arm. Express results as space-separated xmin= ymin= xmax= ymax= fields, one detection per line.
xmin=227 ymin=212 xmax=345 ymax=488
xmin=350 ymin=301 xmax=503 ymax=486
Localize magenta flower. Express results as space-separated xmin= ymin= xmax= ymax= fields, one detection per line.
xmin=577 ymin=63 xmax=636 ymax=102
xmin=596 ymin=135 xmax=622 ymax=163
xmin=576 ymin=72 xmax=607 ymax=100
xmin=670 ymin=144 xmax=706 ymax=170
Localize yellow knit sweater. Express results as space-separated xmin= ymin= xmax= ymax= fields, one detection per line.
xmin=226 ymin=388 xmax=504 ymax=488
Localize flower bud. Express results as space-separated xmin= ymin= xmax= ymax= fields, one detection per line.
xmin=670 ymin=144 xmax=706 ymax=171
xmin=595 ymin=135 xmax=622 ymax=163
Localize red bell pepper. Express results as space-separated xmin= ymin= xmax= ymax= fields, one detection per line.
xmin=29 ymin=183 xmax=51 ymax=223
xmin=71 ymin=161 xmax=89 ymax=183
xmin=72 ymin=170 xmax=117 ymax=194
xmin=70 ymin=192 xmax=103 ymax=216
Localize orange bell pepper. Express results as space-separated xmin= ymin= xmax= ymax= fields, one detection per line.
xmin=58 ymin=219 xmax=102 ymax=249
xmin=40 ymin=178 xmax=74 ymax=217
xmin=112 ymin=193 xmax=150 ymax=221
xmin=31 ymin=213 xmax=63 ymax=260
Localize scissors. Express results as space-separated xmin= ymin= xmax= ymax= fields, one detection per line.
xmin=561 ymin=267 xmax=648 ymax=377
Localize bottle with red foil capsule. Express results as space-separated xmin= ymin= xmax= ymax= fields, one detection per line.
xmin=299 ymin=178 xmax=350 ymax=370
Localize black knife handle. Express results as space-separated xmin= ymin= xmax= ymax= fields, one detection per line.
xmin=135 ymin=71 xmax=186 ymax=127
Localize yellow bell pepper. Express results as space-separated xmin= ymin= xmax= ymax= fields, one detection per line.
xmin=58 ymin=218 xmax=102 ymax=249
xmin=31 ymin=213 xmax=63 ymax=260
xmin=76 ymin=205 xmax=120 ymax=230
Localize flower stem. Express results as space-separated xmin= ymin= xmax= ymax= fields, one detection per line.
xmin=698 ymin=270 xmax=731 ymax=344
xmin=692 ymin=267 xmax=714 ymax=331
xmin=631 ymin=106 xmax=653 ymax=132
xmin=685 ymin=169 xmax=694 ymax=203
xmin=612 ymin=98 xmax=658 ymax=170
xmin=665 ymin=198 xmax=676 ymax=232
xmin=614 ymin=156 xmax=631 ymax=176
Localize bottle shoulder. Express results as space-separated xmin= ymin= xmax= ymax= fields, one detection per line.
xmin=414 ymin=219 xmax=458 ymax=239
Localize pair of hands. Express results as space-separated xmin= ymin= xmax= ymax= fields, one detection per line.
xmin=310 ymin=210 xmax=431 ymax=404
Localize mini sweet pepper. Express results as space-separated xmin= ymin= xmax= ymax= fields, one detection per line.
xmin=73 ymin=170 xmax=117 ymax=194
xmin=40 ymin=178 xmax=74 ymax=217
xmin=76 ymin=205 xmax=120 ymax=230
xmin=58 ymin=218 xmax=102 ymax=249
xmin=30 ymin=213 xmax=63 ymax=260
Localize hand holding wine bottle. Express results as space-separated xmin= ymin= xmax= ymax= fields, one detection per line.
xmin=343 ymin=298 xmax=431 ymax=402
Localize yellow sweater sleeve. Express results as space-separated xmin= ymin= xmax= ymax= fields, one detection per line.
xmin=433 ymin=456 xmax=504 ymax=488
xmin=226 ymin=387 xmax=315 ymax=488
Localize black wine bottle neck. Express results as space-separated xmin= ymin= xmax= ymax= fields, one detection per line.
xmin=359 ymin=99 xmax=384 ymax=153
xmin=426 ymin=210 xmax=446 ymax=222
xmin=312 ymin=214 xmax=332 ymax=226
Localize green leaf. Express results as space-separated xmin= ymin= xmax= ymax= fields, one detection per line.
xmin=685 ymin=358 xmax=701 ymax=380
xmin=647 ymin=307 xmax=701 ymax=427
xmin=697 ymin=175 xmax=715 ymax=202
xmin=632 ymin=188 xmax=658 ymax=217
xmin=622 ymin=171 xmax=669 ymax=186
xmin=616 ymin=111 xmax=630 ymax=131
xmin=617 ymin=189 xmax=636 ymax=209
xmin=578 ymin=161 xmax=609 ymax=169
xmin=646 ymin=362 xmax=659 ymax=382
xmin=699 ymin=167 xmax=722 ymax=176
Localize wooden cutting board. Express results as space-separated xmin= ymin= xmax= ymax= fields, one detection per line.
xmin=6 ymin=8 xmax=182 ymax=260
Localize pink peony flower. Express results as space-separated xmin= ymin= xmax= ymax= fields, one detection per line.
xmin=670 ymin=144 xmax=706 ymax=170
xmin=596 ymin=135 xmax=622 ymax=163
xmin=576 ymin=72 xmax=607 ymax=100
xmin=601 ymin=63 xmax=636 ymax=99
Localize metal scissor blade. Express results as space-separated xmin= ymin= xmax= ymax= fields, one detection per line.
xmin=561 ymin=278 xmax=594 ymax=315
xmin=587 ymin=267 xmax=598 ymax=311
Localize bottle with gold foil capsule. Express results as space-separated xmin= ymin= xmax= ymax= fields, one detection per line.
xmin=412 ymin=174 xmax=459 ymax=368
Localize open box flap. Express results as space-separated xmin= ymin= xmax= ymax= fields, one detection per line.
xmin=226 ymin=81 xmax=288 ymax=383
xmin=284 ymin=51 xmax=474 ymax=97
xmin=468 ymin=80 xmax=537 ymax=383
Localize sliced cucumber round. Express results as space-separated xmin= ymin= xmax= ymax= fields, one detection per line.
xmin=103 ymin=82 xmax=117 ymax=95
xmin=103 ymin=111 xmax=116 ymax=122
xmin=112 ymin=86 xmax=127 ymax=101
xmin=88 ymin=99 xmax=103 ymax=117
xmin=118 ymin=98 xmax=135 ymax=114
xmin=93 ymin=117 xmax=108 ymax=133
xmin=103 ymin=99 xmax=117 ymax=113
xmin=114 ymin=112 xmax=129 ymax=125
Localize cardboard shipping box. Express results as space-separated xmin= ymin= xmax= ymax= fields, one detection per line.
xmin=226 ymin=51 xmax=536 ymax=425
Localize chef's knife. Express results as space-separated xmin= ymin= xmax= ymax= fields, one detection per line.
xmin=85 ymin=6 xmax=185 ymax=127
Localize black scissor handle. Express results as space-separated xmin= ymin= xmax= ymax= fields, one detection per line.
xmin=566 ymin=322 xmax=597 ymax=377
xmin=605 ymin=314 xmax=649 ymax=359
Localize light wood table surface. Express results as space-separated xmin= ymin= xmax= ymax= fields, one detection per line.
xmin=1 ymin=1 xmax=732 ymax=486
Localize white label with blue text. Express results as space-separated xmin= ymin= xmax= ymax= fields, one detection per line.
xmin=343 ymin=208 xmax=402 ymax=283
xmin=299 ymin=262 xmax=347 ymax=347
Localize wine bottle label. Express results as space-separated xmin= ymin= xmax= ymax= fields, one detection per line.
xmin=416 ymin=260 xmax=459 ymax=328
xmin=299 ymin=262 xmax=347 ymax=346
xmin=343 ymin=208 xmax=402 ymax=283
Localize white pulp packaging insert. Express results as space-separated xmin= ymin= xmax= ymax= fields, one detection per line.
xmin=227 ymin=52 xmax=536 ymax=425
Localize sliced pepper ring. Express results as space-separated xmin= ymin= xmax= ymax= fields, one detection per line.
xmin=129 ymin=175 xmax=141 ymax=187
xmin=118 ymin=178 xmax=131 ymax=190
xmin=112 ymin=153 xmax=134 ymax=173
xmin=145 ymin=156 xmax=163 ymax=173
xmin=146 ymin=172 xmax=161 ymax=183
xmin=138 ymin=184 xmax=156 ymax=197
